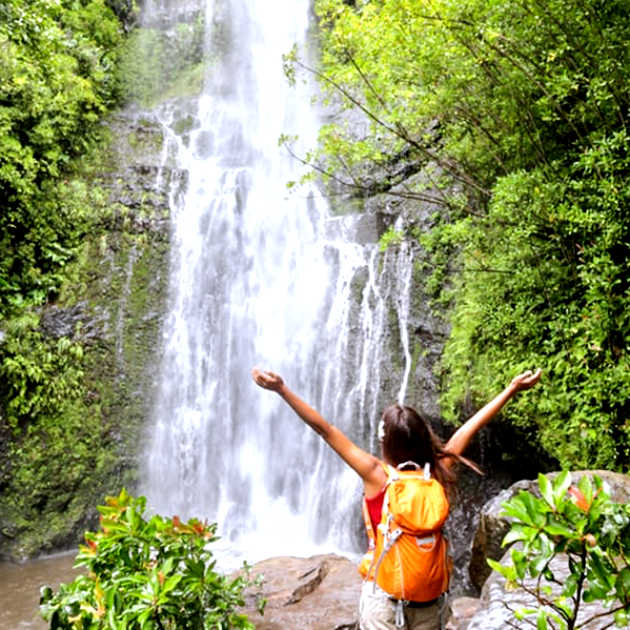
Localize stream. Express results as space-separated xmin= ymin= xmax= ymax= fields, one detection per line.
xmin=0 ymin=552 xmax=79 ymax=630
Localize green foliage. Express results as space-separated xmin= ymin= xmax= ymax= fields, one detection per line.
xmin=379 ymin=226 xmax=404 ymax=252
xmin=118 ymin=14 xmax=206 ymax=107
xmin=488 ymin=472 xmax=630 ymax=629
xmin=0 ymin=70 xmax=171 ymax=557
xmin=39 ymin=490 xmax=264 ymax=629
xmin=0 ymin=315 xmax=84 ymax=431
xmin=306 ymin=0 xmax=630 ymax=470
xmin=0 ymin=193 xmax=172 ymax=557
xmin=0 ymin=0 xmax=125 ymax=315
xmin=436 ymin=161 xmax=630 ymax=470
xmin=0 ymin=311 xmax=113 ymax=556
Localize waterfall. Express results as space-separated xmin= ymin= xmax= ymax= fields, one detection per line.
xmin=140 ymin=0 xmax=418 ymax=569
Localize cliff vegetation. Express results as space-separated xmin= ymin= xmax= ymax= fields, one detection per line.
xmin=291 ymin=0 xmax=630 ymax=472
xmin=0 ymin=0 xmax=185 ymax=559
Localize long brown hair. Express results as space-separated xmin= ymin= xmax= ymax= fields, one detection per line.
xmin=380 ymin=404 xmax=480 ymax=496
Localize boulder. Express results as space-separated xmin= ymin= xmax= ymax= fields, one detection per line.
xmin=240 ymin=554 xmax=362 ymax=630
xmin=238 ymin=555 xmax=479 ymax=629
xmin=467 ymin=548 xmax=619 ymax=630
xmin=468 ymin=470 xmax=630 ymax=591
xmin=467 ymin=479 xmax=534 ymax=591
xmin=465 ymin=470 xmax=630 ymax=629
xmin=445 ymin=596 xmax=481 ymax=630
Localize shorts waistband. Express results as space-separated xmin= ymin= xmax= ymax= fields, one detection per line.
xmin=389 ymin=596 xmax=439 ymax=608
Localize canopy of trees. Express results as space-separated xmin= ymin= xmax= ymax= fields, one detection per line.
xmin=300 ymin=0 xmax=630 ymax=470
xmin=0 ymin=0 xmax=125 ymax=315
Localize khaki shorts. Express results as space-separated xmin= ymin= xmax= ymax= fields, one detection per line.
xmin=359 ymin=581 xmax=450 ymax=630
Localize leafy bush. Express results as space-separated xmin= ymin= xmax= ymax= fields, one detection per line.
xmin=0 ymin=313 xmax=107 ymax=556
xmin=0 ymin=0 xmax=125 ymax=314
xmin=297 ymin=0 xmax=630 ymax=470
xmin=0 ymin=314 xmax=85 ymax=432
xmin=39 ymin=490 xmax=264 ymax=629
xmin=488 ymin=472 xmax=630 ymax=629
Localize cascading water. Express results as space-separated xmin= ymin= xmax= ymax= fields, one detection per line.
xmin=141 ymin=0 xmax=418 ymax=569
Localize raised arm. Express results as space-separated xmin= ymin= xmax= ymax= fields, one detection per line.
xmin=444 ymin=369 xmax=542 ymax=465
xmin=252 ymin=368 xmax=386 ymax=495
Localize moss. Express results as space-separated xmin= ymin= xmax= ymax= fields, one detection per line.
xmin=173 ymin=113 xmax=198 ymax=137
xmin=162 ymin=62 xmax=206 ymax=103
xmin=406 ymin=342 xmax=423 ymax=400
xmin=0 ymin=110 xmax=171 ymax=560
xmin=349 ymin=266 xmax=369 ymax=305
xmin=325 ymin=190 xmax=367 ymax=217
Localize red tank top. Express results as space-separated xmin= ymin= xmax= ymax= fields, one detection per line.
xmin=365 ymin=487 xmax=386 ymax=533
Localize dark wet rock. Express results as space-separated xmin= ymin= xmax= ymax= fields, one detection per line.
xmin=323 ymin=212 xmax=391 ymax=245
xmin=38 ymin=301 xmax=109 ymax=342
xmin=467 ymin=479 xmax=534 ymax=592
xmin=39 ymin=302 xmax=87 ymax=339
xmin=97 ymin=110 xmax=184 ymax=237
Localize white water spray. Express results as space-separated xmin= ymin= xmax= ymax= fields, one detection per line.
xmin=141 ymin=0 xmax=418 ymax=568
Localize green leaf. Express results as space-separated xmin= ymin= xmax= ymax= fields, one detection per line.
xmin=538 ymin=474 xmax=554 ymax=507
xmin=544 ymin=517 xmax=576 ymax=539
xmin=502 ymin=492 xmax=546 ymax=526
xmin=552 ymin=471 xmax=572 ymax=502
xmin=589 ymin=552 xmax=615 ymax=590
xmin=614 ymin=567 xmax=630 ymax=600
xmin=529 ymin=551 xmax=553 ymax=578
xmin=503 ymin=523 xmax=530 ymax=546
xmin=614 ymin=608 xmax=630 ymax=627
xmin=511 ymin=548 xmax=529 ymax=580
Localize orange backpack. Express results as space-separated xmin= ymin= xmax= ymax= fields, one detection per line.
xmin=358 ymin=461 xmax=451 ymax=603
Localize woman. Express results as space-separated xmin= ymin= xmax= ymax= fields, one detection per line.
xmin=252 ymin=367 xmax=542 ymax=630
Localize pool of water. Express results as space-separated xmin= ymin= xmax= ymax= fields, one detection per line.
xmin=0 ymin=551 xmax=79 ymax=630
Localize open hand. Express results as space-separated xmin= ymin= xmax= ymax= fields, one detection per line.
xmin=510 ymin=368 xmax=542 ymax=392
xmin=252 ymin=367 xmax=285 ymax=393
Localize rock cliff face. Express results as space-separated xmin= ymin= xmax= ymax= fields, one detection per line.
xmin=0 ymin=108 xmax=177 ymax=560
xmin=0 ymin=97 xmax=545 ymax=566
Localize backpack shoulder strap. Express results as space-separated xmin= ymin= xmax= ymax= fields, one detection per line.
xmin=385 ymin=463 xmax=399 ymax=482
xmin=423 ymin=462 xmax=431 ymax=479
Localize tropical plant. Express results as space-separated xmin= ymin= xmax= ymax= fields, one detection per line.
xmin=285 ymin=0 xmax=630 ymax=470
xmin=488 ymin=472 xmax=630 ymax=629
xmin=0 ymin=0 xmax=124 ymax=315
xmin=39 ymin=490 xmax=264 ymax=630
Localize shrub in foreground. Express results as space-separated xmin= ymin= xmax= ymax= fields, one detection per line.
xmin=489 ymin=472 xmax=630 ymax=629
xmin=39 ymin=489 xmax=264 ymax=629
